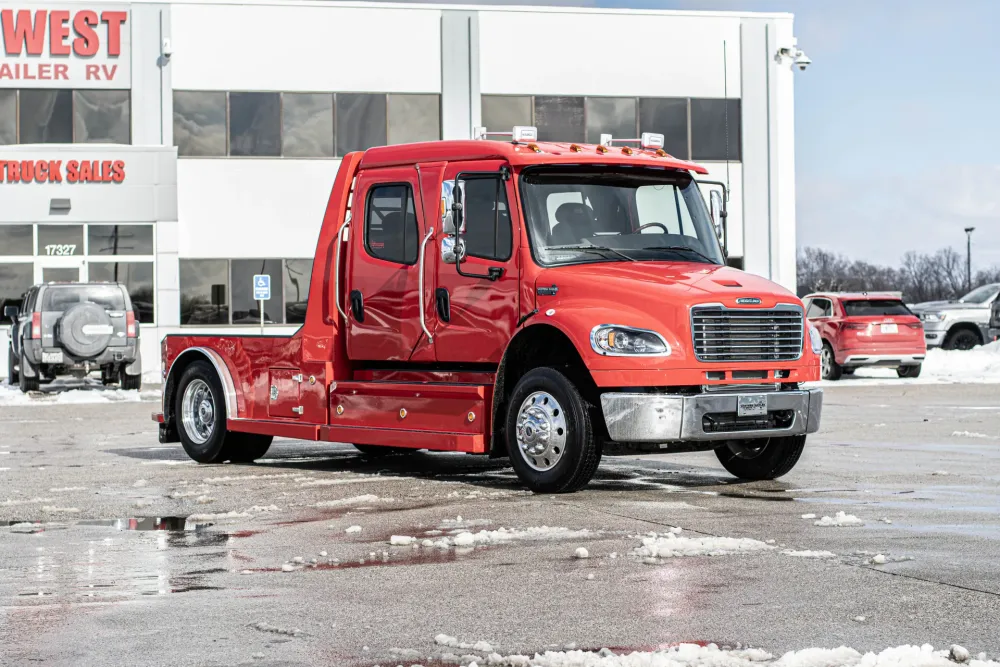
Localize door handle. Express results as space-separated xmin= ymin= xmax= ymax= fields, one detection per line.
xmin=418 ymin=226 xmax=435 ymax=342
xmin=333 ymin=217 xmax=350 ymax=321
xmin=350 ymin=290 xmax=364 ymax=322
xmin=436 ymin=288 xmax=451 ymax=323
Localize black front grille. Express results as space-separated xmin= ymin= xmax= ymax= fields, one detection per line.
xmin=692 ymin=306 xmax=804 ymax=362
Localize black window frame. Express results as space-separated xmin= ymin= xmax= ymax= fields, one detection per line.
xmin=363 ymin=182 xmax=420 ymax=266
xmin=458 ymin=174 xmax=513 ymax=263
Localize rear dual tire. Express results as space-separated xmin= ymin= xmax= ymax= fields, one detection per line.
xmin=715 ymin=435 xmax=806 ymax=480
xmin=176 ymin=360 xmax=272 ymax=464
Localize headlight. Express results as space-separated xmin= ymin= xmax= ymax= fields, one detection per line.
xmin=808 ymin=323 xmax=823 ymax=354
xmin=591 ymin=324 xmax=671 ymax=356
xmin=921 ymin=312 xmax=946 ymax=322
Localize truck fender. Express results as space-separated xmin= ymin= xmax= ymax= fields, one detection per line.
xmin=163 ymin=347 xmax=240 ymax=424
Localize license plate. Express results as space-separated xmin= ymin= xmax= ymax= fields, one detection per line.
xmin=42 ymin=350 xmax=63 ymax=363
xmin=880 ymin=323 xmax=898 ymax=334
xmin=737 ymin=394 xmax=768 ymax=417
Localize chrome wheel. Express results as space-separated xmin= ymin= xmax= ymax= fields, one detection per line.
xmin=820 ymin=347 xmax=833 ymax=379
xmin=515 ymin=391 xmax=567 ymax=472
xmin=181 ymin=379 xmax=216 ymax=445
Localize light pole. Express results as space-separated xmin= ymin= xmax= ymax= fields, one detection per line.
xmin=965 ymin=227 xmax=976 ymax=292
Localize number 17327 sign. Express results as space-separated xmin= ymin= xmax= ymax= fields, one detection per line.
xmin=45 ymin=244 xmax=77 ymax=256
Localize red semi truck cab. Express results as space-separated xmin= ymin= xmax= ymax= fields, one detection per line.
xmin=155 ymin=129 xmax=823 ymax=493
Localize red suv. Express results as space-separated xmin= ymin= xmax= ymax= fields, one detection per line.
xmin=804 ymin=292 xmax=926 ymax=380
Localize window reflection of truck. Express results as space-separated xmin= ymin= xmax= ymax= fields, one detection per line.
xmin=154 ymin=129 xmax=823 ymax=493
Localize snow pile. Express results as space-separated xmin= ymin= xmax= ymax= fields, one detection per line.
xmin=393 ymin=526 xmax=594 ymax=550
xmin=633 ymin=532 xmax=773 ymax=560
xmin=782 ymin=549 xmax=837 ymax=559
xmin=952 ymin=430 xmax=996 ymax=439
xmin=814 ymin=512 xmax=864 ymax=527
xmin=0 ymin=382 xmax=161 ymax=405
xmin=815 ymin=340 xmax=1000 ymax=386
xmin=434 ymin=634 xmax=494 ymax=653
xmin=452 ymin=642 xmax=997 ymax=666
xmin=313 ymin=494 xmax=382 ymax=508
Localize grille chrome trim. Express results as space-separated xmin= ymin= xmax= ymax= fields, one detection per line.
xmin=691 ymin=303 xmax=805 ymax=363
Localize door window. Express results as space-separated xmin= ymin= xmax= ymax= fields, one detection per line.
xmin=461 ymin=177 xmax=512 ymax=261
xmin=365 ymin=184 xmax=418 ymax=265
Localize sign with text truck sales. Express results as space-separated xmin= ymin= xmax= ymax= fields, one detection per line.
xmin=0 ymin=6 xmax=130 ymax=88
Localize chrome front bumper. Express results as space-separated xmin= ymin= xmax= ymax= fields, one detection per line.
xmin=600 ymin=388 xmax=823 ymax=443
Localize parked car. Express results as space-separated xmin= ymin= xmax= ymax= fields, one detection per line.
xmin=910 ymin=283 xmax=1000 ymax=350
xmin=5 ymin=282 xmax=142 ymax=392
xmin=990 ymin=298 xmax=1000 ymax=344
xmin=804 ymin=292 xmax=926 ymax=380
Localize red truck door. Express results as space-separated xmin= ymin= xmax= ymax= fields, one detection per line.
xmin=432 ymin=161 xmax=519 ymax=363
xmin=345 ymin=167 xmax=429 ymax=361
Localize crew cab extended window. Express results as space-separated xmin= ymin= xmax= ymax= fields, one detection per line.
xmin=365 ymin=184 xmax=418 ymax=265
xmin=519 ymin=166 xmax=724 ymax=267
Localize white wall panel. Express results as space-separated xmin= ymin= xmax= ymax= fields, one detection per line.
xmin=170 ymin=5 xmax=441 ymax=92
xmin=479 ymin=11 xmax=741 ymax=97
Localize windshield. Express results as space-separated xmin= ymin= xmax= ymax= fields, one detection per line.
xmin=41 ymin=285 xmax=126 ymax=312
xmin=843 ymin=300 xmax=913 ymax=317
xmin=959 ymin=284 xmax=1000 ymax=304
xmin=520 ymin=167 xmax=725 ymax=267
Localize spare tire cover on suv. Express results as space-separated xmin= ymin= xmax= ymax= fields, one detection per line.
xmin=58 ymin=303 xmax=114 ymax=358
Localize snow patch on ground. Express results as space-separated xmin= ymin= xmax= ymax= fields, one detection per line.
xmin=313 ymin=494 xmax=382 ymax=508
xmin=434 ymin=634 xmax=494 ymax=653
xmin=633 ymin=532 xmax=773 ymax=560
xmin=0 ymin=382 xmax=161 ymax=406
xmin=814 ymin=340 xmax=1000 ymax=386
xmin=952 ymin=430 xmax=997 ymax=439
xmin=814 ymin=512 xmax=865 ymax=527
xmin=186 ymin=511 xmax=250 ymax=522
xmin=782 ymin=549 xmax=837 ymax=559
xmin=1 ymin=497 xmax=54 ymax=506
xmin=392 ymin=526 xmax=595 ymax=550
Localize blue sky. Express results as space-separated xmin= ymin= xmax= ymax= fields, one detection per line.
xmin=591 ymin=0 xmax=1000 ymax=268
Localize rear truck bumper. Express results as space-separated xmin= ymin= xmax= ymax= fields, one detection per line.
xmin=22 ymin=340 xmax=139 ymax=371
xmin=841 ymin=353 xmax=925 ymax=366
xmin=600 ymin=388 xmax=823 ymax=443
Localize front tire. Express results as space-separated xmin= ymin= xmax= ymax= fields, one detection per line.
xmin=943 ymin=328 xmax=980 ymax=351
xmin=897 ymin=364 xmax=922 ymax=378
xmin=715 ymin=435 xmax=806 ymax=480
xmin=821 ymin=343 xmax=842 ymax=381
xmin=505 ymin=367 xmax=601 ymax=494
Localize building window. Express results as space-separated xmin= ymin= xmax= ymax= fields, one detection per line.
xmin=585 ymin=97 xmax=637 ymax=145
xmin=639 ymin=98 xmax=689 ymax=159
xmin=231 ymin=259 xmax=283 ymax=324
xmin=89 ymin=261 xmax=155 ymax=324
xmin=229 ymin=92 xmax=281 ymax=157
xmin=337 ymin=93 xmax=387 ymax=155
xmin=534 ymin=96 xmax=585 ymax=142
xmin=365 ymin=184 xmax=418 ymax=265
xmin=73 ymin=90 xmax=130 ymax=144
xmin=461 ymin=177 xmax=512 ymax=261
xmin=282 ymin=93 xmax=334 ymax=158
xmin=690 ymin=98 xmax=741 ymax=161
xmin=173 ymin=91 xmax=227 ymax=157
xmin=19 ymin=90 xmax=73 ymax=143
xmin=37 ymin=225 xmax=83 ymax=256
xmin=87 ymin=225 xmax=154 ymax=256
xmin=481 ymin=95 xmax=532 ymax=135
xmin=0 ymin=90 xmax=15 ymax=145
xmin=387 ymin=94 xmax=440 ymax=145
xmin=283 ymin=259 xmax=313 ymax=324
xmin=180 ymin=259 xmax=229 ymax=325
xmin=0 ymin=263 xmax=33 ymax=315
xmin=0 ymin=225 xmax=33 ymax=256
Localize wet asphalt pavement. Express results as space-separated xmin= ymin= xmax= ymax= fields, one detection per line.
xmin=1 ymin=383 xmax=1000 ymax=666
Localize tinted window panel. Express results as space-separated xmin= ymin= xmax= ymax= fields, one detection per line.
xmin=843 ymin=300 xmax=912 ymax=317
xmin=232 ymin=259 xmax=283 ymax=324
xmin=173 ymin=91 xmax=227 ymax=157
xmin=690 ymin=98 xmax=741 ymax=161
xmin=585 ymin=98 xmax=637 ymax=145
xmin=0 ymin=263 xmax=33 ymax=316
xmin=73 ymin=90 xmax=130 ymax=144
xmin=337 ymin=93 xmax=387 ymax=155
xmin=365 ymin=184 xmax=418 ymax=265
xmin=180 ymin=259 xmax=229 ymax=325
xmin=283 ymin=259 xmax=313 ymax=324
xmin=0 ymin=225 xmax=33 ymax=255
xmin=229 ymin=92 xmax=280 ymax=157
xmin=0 ymin=90 xmax=15 ymax=144
xmin=387 ymin=94 xmax=440 ymax=145
xmin=37 ymin=225 xmax=83 ymax=256
xmin=282 ymin=93 xmax=334 ymax=158
xmin=88 ymin=225 xmax=154 ymax=256
xmin=639 ymin=98 xmax=688 ymax=159
xmin=462 ymin=178 xmax=512 ymax=261
xmin=19 ymin=90 xmax=73 ymax=143
xmin=88 ymin=262 xmax=155 ymax=323
xmin=534 ymin=96 xmax=584 ymax=142
xmin=481 ymin=96 xmax=532 ymax=134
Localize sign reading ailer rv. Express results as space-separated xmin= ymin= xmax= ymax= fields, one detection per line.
xmin=0 ymin=6 xmax=131 ymax=89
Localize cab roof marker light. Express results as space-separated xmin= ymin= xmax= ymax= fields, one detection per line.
xmin=621 ymin=146 xmax=633 ymax=155
xmin=569 ymin=144 xmax=583 ymax=152
xmin=596 ymin=144 xmax=609 ymax=154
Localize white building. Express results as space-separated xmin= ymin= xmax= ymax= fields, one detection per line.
xmin=0 ymin=0 xmax=801 ymax=379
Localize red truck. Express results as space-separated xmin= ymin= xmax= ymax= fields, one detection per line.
xmin=155 ymin=129 xmax=823 ymax=493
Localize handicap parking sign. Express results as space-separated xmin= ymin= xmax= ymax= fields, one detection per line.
xmin=253 ymin=274 xmax=271 ymax=301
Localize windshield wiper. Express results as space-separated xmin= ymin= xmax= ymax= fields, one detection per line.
xmin=545 ymin=244 xmax=636 ymax=262
xmin=644 ymin=245 xmax=718 ymax=264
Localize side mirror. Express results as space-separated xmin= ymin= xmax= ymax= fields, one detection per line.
xmin=451 ymin=182 xmax=465 ymax=241
xmin=441 ymin=179 xmax=466 ymax=263
xmin=3 ymin=305 xmax=17 ymax=321
xmin=709 ymin=189 xmax=728 ymax=253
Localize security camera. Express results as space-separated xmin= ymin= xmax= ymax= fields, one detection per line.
xmin=795 ymin=50 xmax=812 ymax=71
xmin=162 ymin=38 xmax=173 ymax=59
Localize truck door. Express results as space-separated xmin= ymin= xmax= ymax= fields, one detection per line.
xmin=433 ymin=161 xmax=519 ymax=363
xmin=345 ymin=167 xmax=430 ymax=361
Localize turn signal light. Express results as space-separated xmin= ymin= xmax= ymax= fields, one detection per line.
xmin=126 ymin=311 xmax=137 ymax=337
xmin=31 ymin=312 xmax=41 ymax=339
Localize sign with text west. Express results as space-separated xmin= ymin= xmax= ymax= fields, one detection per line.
xmin=0 ymin=5 xmax=131 ymax=88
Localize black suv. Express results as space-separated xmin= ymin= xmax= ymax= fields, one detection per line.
xmin=5 ymin=282 xmax=142 ymax=392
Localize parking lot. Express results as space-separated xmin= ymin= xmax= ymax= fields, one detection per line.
xmin=2 ymin=380 xmax=1000 ymax=666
